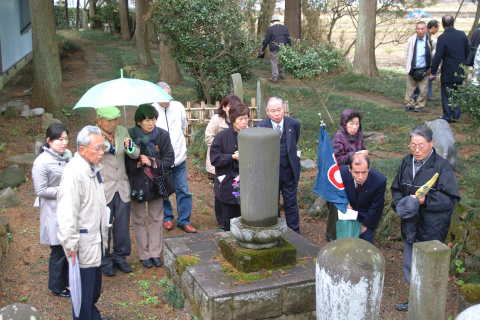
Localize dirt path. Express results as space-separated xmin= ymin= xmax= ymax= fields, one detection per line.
xmin=0 ymin=36 xmax=462 ymax=319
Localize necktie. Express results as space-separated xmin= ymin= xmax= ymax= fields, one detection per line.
xmin=275 ymin=124 xmax=282 ymax=135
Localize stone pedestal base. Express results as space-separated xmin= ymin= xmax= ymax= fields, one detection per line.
xmin=230 ymin=217 xmax=287 ymax=249
xmin=163 ymin=230 xmax=319 ymax=320
xmin=218 ymin=234 xmax=296 ymax=273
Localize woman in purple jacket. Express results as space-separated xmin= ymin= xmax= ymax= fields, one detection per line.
xmin=332 ymin=109 xmax=368 ymax=165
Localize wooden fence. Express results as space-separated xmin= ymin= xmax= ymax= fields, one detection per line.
xmin=184 ymin=98 xmax=289 ymax=144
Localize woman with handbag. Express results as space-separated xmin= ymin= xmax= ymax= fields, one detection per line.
xmin=32 ymin=123 xmax=72 ymax=297
xmin=210 ymin=104 xmax=250 ymax=231
xmin=126 ymin=104 xmax=174 ymax=268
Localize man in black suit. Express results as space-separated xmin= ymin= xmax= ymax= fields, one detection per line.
xmin=431 ymin=15 xmax=470 ymax=123
xmin=340 ymin=154 xmax=387 ymax=243
xmin=256 ymin=97 xmax=301 ymax=233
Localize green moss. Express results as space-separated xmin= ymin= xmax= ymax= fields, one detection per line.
xmin=218 ymin=236 xmax=296 ymax=273
xmin=175 ymin=255 xmax=200 ymax=275
xmin=460 ymin=283 xmax=480 ymax=303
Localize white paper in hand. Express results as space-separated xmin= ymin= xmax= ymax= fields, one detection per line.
xmin=217 ymin=175 xmax=226 ymax=183
xmin=338 ymin=208 xmax=358 ymax=221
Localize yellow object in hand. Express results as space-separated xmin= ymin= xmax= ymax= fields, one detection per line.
xmin=415 ymin=173 xmax=439 ymax=198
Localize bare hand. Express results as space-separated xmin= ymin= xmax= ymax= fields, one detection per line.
xmin=139 ymin=155 xmax=152 ymax=166
xmin=430 ymin=74 xmax=437 ymax=80
xmin=410 ymin=194 xmax=425 ymax=205
xmin=361 ymin=225 xmax=367 ymax=234
xmin=232 ymin=151 xmax=239 ymax=160
xmin=67 ymin=251 xmax=77 ymax=264
xmin=347 ymin=204 xmax=352 ymax=210
xmin=123 ymin=138 xmax=131 ymax=148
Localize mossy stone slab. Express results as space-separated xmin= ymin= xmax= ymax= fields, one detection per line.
xmin=218 ymin=235 xmax=296 ymax=273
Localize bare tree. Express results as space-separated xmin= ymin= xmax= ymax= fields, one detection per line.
xmin=241 ymin=0 xmax=258 ymax=41
xmin=257 ymin=0 xmax=276 ymax=41
xmin=353 ymin=0 xmax=378 ymax=77
xmin=285 ymin=0 xmax=301 ymax=39
xmin=88 ymin=0 xmax=97 ymax=29
xmin=136 ymin=0 xmax=155 ymax=65
xmin=119 ymin=0 xmax=130 ymax=40
xmin=29 ymin=0 xmax=64 ymax=109
xmin=158 ymin=34 xmax=182 ymax=84
xmin=64 ymin=0 xmax=69 ymax=27
xmin=76 ymin=0 xmax=80 ymax=28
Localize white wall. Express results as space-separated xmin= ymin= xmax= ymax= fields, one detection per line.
xmin=0 ymin=1 xmax=32 ymax=73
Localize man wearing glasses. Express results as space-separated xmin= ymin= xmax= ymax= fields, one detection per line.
xmin=57 ymin=125 xmax=111 ymax=320
xmin=391 ymin=124 xmax=460 ymax=312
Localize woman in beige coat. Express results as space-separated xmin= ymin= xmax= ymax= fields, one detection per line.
xmin=204 ymin=94 xmax=241 ymax=228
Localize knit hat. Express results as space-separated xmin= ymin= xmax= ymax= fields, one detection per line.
xmin=96 ymin=106 xmax=121 ymax=120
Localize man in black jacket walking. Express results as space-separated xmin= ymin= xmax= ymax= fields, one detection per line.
xmin=431 ymin=15 xmax=470 ymax=122
xmin=260 ymin=15 xmax=291 ymax=82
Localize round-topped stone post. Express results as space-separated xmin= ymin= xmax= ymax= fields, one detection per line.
xmin=316 ymin=238 xmax=385 ymax=320
xmin=230 ymin=127 xmax=287 ymax=249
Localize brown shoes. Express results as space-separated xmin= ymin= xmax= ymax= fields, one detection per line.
xmin=181 ymin=224 xmax=197 ymax=233
xmin=163 ymin=221 xmax=174 ymax=230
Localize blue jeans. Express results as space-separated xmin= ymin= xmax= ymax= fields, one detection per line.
xmin=163 ymin=161 xmax=192 ymax=227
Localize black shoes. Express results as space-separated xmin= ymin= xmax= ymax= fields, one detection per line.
xmin=52 ymin=289 xmax=71 ymax=298
xmin=141 ymin=259 xmax=153 ymax=268
xmin=115 ymin=260 xmax=133 ymax=273
xmin=395 ymin=301 xmax=408 ymax=312
xmin=102 ymin=264 xmax=116 ymax=277
xmin=151 ymin=257 xmax=163 ymax=267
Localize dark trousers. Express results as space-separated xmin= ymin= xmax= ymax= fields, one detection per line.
xmin=102 ymin=192 xmax=131 ymax=267
xmin=326 ymin=202 xmax=337 ymax=241
xmin=217 ymin=200 xmax=240 ymax=231
xmin=214 ymin=197 xmax=224 ymax=228
xmin=48 ymin=245 xmax=68 ymax=294
xmin=441 ymin=82 xmax=461 ymax=121
xmin=279 ymin=166 xmax=300 ymax=233
xmin=74 ymin=267 xmax=102 ymax=320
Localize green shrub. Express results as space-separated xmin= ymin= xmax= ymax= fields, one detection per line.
xmin=278 ymin=41 xmax=344 ymax=79
xmin=451 ymin=82 xmax=480 ymax=124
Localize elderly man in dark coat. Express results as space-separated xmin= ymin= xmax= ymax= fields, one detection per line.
xmin=391 ymin=124 xmax=460 ymax=312
xmin=430 ymin=15 xmax=470 ymax=123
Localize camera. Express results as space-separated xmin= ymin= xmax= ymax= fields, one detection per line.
xmin=131 ymin=189 xmax=145 ymax=202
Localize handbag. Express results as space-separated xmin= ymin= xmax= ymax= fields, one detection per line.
xmin=153 ymin=165 xmax=175 ymax=198
xmin=411 ymin=68 xmax=427 ymax=81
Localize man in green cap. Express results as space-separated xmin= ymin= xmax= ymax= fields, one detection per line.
xmin=96 ymin=106 xmax=139 ymax=276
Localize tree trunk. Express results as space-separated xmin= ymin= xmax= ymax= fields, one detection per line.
xmin=158 ymin=34 xmax=182 ymax=84
xmin=257 ymin=0 xmax=276 ymax=41
xmin=88 ymin=0 xmax=97 ymax=29
xmin=135 ymin=0 xmax=154 ymax=66
xmin=119 ymin=0 xmax=130 ymax=40
xmin=65 ymin=0 xmax=69 ymax=27
xmin=353 ymin=0 xmax=378 ymax=77
xmin=285 ymin=0 xmax=301 ymax=39
xmin=76 ymin=0 xmax=80 ymax=28
xmin=29 ymin=0 xmax=64 ymax=110
xmin=469 ymin=1 xmax=480 ymax=38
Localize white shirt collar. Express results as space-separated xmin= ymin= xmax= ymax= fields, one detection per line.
xmin=271 ymin=118 xmax=284 ymax=130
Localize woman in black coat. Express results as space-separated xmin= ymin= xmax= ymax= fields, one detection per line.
xmin=126 ymin=104 xmax=174 ymax=268
xmin=210 ymin=104 xmax=250 ymax=231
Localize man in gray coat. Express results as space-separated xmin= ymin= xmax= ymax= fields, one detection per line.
xmin=57 ymin=125 xmax=111 ymax=320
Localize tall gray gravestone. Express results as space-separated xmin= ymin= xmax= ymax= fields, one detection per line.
xmin=409 ymin=240 xmax=451 ymax=320
xmin=231 ymin=73 xmax=244 ymax=102
xmin=230 ymin=127 xmax=287 ymax=249
xmin=316 ymin=238 xmax=385 ymax=320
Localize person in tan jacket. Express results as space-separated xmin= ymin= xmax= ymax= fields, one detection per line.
xmin=95 ymin=106 xmax=139 ymax=277
xmin=57 ymin=125 xmax=111 ymax=320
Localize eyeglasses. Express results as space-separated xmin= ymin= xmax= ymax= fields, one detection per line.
xmin=408 ymin=143 xmax=426 ymax=151
xmin=86 ymin=144 xmax=108 ymax=153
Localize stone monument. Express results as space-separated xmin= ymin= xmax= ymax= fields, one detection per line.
xmin=316 ymin=238 xmax=385 ymax=320
xmin=0 ymin=303 xmax=42 ymax=320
